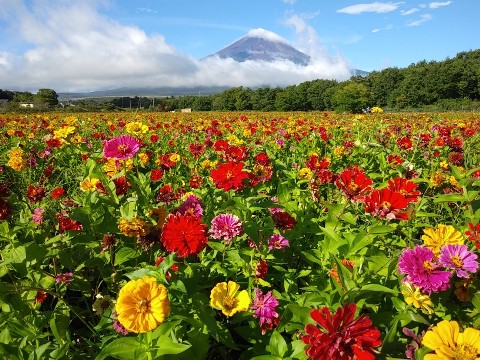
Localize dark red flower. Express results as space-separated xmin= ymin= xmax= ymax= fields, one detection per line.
xmin=156 ymin=184 xmax=178 ymax=204
xmin=26 ymin=185 xmax=46 ymax=203
xmin=302 ymin=303 xmax=382 ymax=360
xmin=51 ymin=187 xmax=65 ymax=200
xmin=363 ymin=188 xmax=409 ymax=220
xmin=160 ymin=213 xmax=208 ymax=258
xmin=387 ymin=154 xmax=403 ymax=167
xmin=210 ymin=161 xmax=249 ymax=192
xmin=56 ymin=212 xmax=83 ymax=232
xmin=387 ymin=177 xmax=421 ymax=203
xmin=270 ymin=209 xmax=297 ymax=230
xmin=113 ymin=176 xmax=131 ymax=196
xmin=0 ymin=198 xmax=11 ymax=221
xmin=189 ymin=143 xmax=206 ymax=158
xmin=466 ymin=222 xmax=480 ymax=249
xmin=448 ymin=151 xmax=464 ymax=166
xmin=34 ymin=290 xmax=47 ymax=304
xmin=150 ymin=169 xmax=163 ymax=182
xmin=397 ymin=136 xmax=412 ymax=150
xmin=335 ymin=166 xmax=373 ymax=201
xmin=255 ymin=152 xmax=271 ymax=166
xmin=255 ymin=259 xmax=268 ymax=279
xmin=46 ymin=138 xmax=62 ymax=148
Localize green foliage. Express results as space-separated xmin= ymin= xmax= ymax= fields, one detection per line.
xmin=332 ymin=81 xmax=371 ymax=113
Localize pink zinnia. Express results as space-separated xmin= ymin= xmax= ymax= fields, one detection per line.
xmin=251 ymin=288 xmax=280 ymax=334
xmin=439 ymin=244 xmax=478 ymax=278
xmin=209 ymin=213 xmax=243 ymax=244
xmin=397 ymin=245 xmax=452 ymax=294
xmin=268 ymin=234 xmax=289 ymax=250
xmin=55 ymin=272 xmax=73 ymax=284
xmin=103 ymin=135 xmax=140 ymax=160
xmin=177 ymin=195 xmax=203 ymax=218
xmin=32 ymin=207 xmax=44 ymax=224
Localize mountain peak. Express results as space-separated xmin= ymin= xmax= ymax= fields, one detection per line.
xmin=208 ymin=29 xmax=311 ymax=66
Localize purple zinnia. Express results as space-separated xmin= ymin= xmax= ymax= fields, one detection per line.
xmin=177 ymin=195 xmax=203 ymax=218
xmin=209 ymin=213 xmax=243 ymax=244
xmin=55 ymin=272 xmax=73 ymax=284
xmin=397 ymin=245 xmax=452 ymax=294
xmin=103 ymin=135 xmax=140 ymax=160
xmin=268 ymin=234 xmax=289 ymax=250
xmin=251 ymin=288 xmax=280 ymax=334
xmin=439 ymin=244 xmax=478 ymax=278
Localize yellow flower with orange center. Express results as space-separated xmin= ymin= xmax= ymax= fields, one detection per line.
xmin=333 ymin=146 xmax=347 ymax=157
xmin=430 ymin=172 xmax=446 ymax=187
xmin=210 ymin=281 xmax=250 ymax=317
xmin=401 ymin=282 xmax=434 ymax=314
xmin=115 ymin=276 xmax=170 ymax=333
xmin=125 ymin=122 xmax=148 ymax=136
xmin=80 ymin=177 xmax=100 ymax=192
xmin=118 ymin=217 xmax=151 ymax=239
xmin=422 ymin=224 xmax=464 ymax=256
xmin=422 ymin=320 xmax=480 ymax=360
xmin=299 ymin=167 xmax=313 ymax=180
xmin=138 ymin=152 xmax=150 ymax=166
xmin=7 ymin=148 xmax=26 ymax=172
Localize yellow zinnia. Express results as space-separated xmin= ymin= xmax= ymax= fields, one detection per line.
xmin=80 ymin=177 xmax=100 ymax=192
xmin=401 ymin=282 xmax=434 ymax=314
xmin=422 ymin=320 xmax=480 ymax=360
xmin=422 ymin=224 xmax=463 ymax=256
xmin=115 ymin=276 xmax=170 ymax=333
xmin=210 ymin=281 xmax=250 ymax=317
xmin=118 ymin=217 xmax=151 ymax=239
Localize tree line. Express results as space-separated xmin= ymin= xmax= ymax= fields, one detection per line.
xmin=2 ymin=49 xmax=480 ymax=113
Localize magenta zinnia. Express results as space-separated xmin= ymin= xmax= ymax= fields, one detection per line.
xmin=103 ymin=135 xmax=141 ymax=160
xmin=397 ymin=245 xmax=452 ymax=294
xmin=251 ymin=288 xmax=280 ymax=335
xmin=302 ymin=302 xmax=382 ymax=360
xmin=209 ymin=213 xmax=243 ymax=244
xmin=439 ymin=244 xmax=478 ymax=278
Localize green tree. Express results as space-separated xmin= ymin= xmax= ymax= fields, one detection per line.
xmin=331 ymin=82 xmax=371 ymax=113
xmin=34 ymin=88 xmax=59 ymax=107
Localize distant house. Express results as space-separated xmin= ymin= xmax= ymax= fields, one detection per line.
xmin=0 ymin=99 xmax=9 ymax=106
xmin=181 ymin=108 xmax=192 ymax=113
xmin=19 ymin=102 xmax=34 ymax=108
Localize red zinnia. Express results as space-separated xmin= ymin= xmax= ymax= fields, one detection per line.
xmin=302 ymin=302 xmax=382 ymax=360
xmin=387 ymin=177 xmax=421 ymax=203
xmin=113 ymin=176 xmax=131 ymax=196
xmin=150 ymin=169 xmax=163 ymax=182
xmin=51 ymin=187 xmax=65 ymax=200
xmin=34 ymin=290 xmax=47 ymax=304
xmin=466 ymin=222 xmax=480 ymax=249
xmin=210 ymin=161 xmax=249 ymax=192
xmin=397 ymin=136 xmax=412 ymax=150
xmin=56 ymin=212 xmax=83 ymax=232
xmin=363 ymin=188 xmax=409 ymax=220
xmin=27 ymin=185 xmax=46 ymax=203
xmin=334 ymin=166 xmax=373 ymax=201
xmin=160 ymin=213 xmax=208 ymax=258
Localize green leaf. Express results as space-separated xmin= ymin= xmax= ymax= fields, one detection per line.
xmin=268 ymin=331 xmax=288 ymax=358
xmin=367 ymin=224 xmax=396 ymax=234
xmin=433 ymin=194 xmax=465 ymax=203
xmin=360 ymin=284 xmax=398 ymax=294
xmin=95 ymin=337 xmax=146 ymax=360
xmin=114 ymin=247 xmax=139 ymax=266
xmin=155 ymin=335 xmax=191 ymax=356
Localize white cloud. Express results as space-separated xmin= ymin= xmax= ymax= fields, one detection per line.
xmin=429 ymin=1 xmax=452 ymax=9
xmin=371 ymin=24 xmax=393 ymax=32
xmin=407 ymin=13 xmax=432 ymax=26
xmin=0 ymin=1 xmax=352 ymax=92
xmin=281 ymin=0 xmax=297 ymax=4
xmin=337 ymin=2 xmax=403 ymax=14
xmin=400 ymin=8 xmax=419 ymax=15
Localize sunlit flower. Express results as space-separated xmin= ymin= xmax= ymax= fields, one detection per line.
xmin=430 ymin=171 xmax=446 ymax=187
xmin=422 ymin=224 xmax=464 ymax=257
xmin=55 ymin=272 xmax=73 ymax=284
xmin=103 ymin=158 xmax=133 ymax=176
xmin=176 ymin=194 xmax=204 ymax=218
xmin=26 ymin=185 xmax=45 ymax=203
xmin=302 ymin=302 xmax=382 ymax=360
xmin=362 ymin=188 xmax=409 ymax=220
xmin=32 ymin=207 xmax=44 ymax=225
xmin=161 ymin=213 xmax=208 ymax=258
xmin=51 ymin=187 xmax=65 ymax=199
xmin=103 ymin=135 xmax=140 ymax=160
xmin=34 ymin=290 xmax=47 ymax=304
xmin=115 ymin=276 xmax=170 ymax=333
xmin=209 ymin=213 xmax=243 ymax=244
xmin=210 ymin=281 xmax=250 ymax=317
xmin=268 ymin=233 xmax=289 ymax=250
xmin=80 ymin=177 xmax=100 ymax=192
xmin=118 ymin=217 xmax=151 ymax=239
xmin=465 ymin=222 xmax=480 ymax=249
xmin=251 ymin=288 xmax=280 ymax=334
xmin=421 ymin=320 xmax=480 ymax=360
xmin=387 ymin=177 xmax=421 ymax=203
xmin=299 ymin=167 xmax=314 ymax=180
xmin=125 ymin=121 xmax=149 ymax=136
xmin=401 ymin=282 xmax=434 ymax=314
xmin=7 ymin=148 xmax=26 ymax=172
xmin=335 ymin=165 xmax=373 ymax=201
xmin=210 ymin=161 xmax=249 ymax=192
xmin=439 ymin=244 xmax=478 ymax=278
xmin=398 ymin=245 xmax=452 ymax=294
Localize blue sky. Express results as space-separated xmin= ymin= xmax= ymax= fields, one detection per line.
xmin=0 ymin=0 xmax=478 ymax=92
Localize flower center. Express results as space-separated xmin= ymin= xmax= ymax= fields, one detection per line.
xmin=348 ymin=183 xmax=359 ymax=192
xmin=117 ymin=144 xmax=130 ymax=154
xmin=380 ymin=201 xmax=391 ymax=208
xmin=423 ymin=260 xmax=434 ymax=271
xmin=223 ymin=296 xmax=236 ymax=311
xmin=225 ymin=171 xmax=234 ymax=180
xmin=450 ymin=255 xmax=464 ymax=268
xmin=454 ymin=344 xmax=477 ymax=360
xmin=137 ymin=299 xmax=151 ymax=314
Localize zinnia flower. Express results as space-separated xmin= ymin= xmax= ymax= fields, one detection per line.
xmin=421 ymin=320 xmax=480 ymax=360
xmin=176 ymin=194 xmax=203 ymax=218
xmin=268 ymin=233 xmax=289 ymax=250
xmin=422 ymin=224 xmax=464 ymax=257
xmin=334 ymin=166 xmax=373 ymax=201
xmin=118 ymin=217 xmax=151 ymax=239
xmin=302 ymin=302 xmax=382 ymax=360
xmin=160 ymin=213 xmax=208 ymax=258
xmin=115 ymin=276 xmax=170 ymax=333
xmin=398 ymin=245 xmax=452 ymax=294
xmin=401 ymin=282 xmax=434 ymax=314
xmin=103 ymin=135 xmax=140 ymax=160
xmin=465 ymin=222 xmax=480 ymax=249
xmin=32 ymin=207 xmax=44 ymax=225
xmin=362 ymin=188 xmax=409 ymax=220
xmin=439 ymin=244 xmax=478 ymax=278
xmin=210 ymin=161 xmax=249 ymax=192
xmin=210 ymin=281 xmax=250 ymax=317
xmin=251 ymin=288 xmax=280 ymax=334
xmin=387 ymin=177 xmax=421 ymax=203
xmin=209 ymin=213 xmax=243 ymax=244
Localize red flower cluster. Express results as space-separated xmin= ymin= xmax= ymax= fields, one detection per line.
xmin=466 ymin=222 xmax=480 ymax=249
xmin=51 ymin=187 xmax=65 ymax=200
xmin=160 ymin=213 xmax=208 ymax=258
xmin=210 ymin=161 xmax=249 ymax=192
xmin=335 ymin=166 xmax=373 ymax=201
xmin=26 ymin=185 xmax=46 ymax=203
xmin=56 ymin=212 xmax=83 ymax=232
xmin=302 ymin=303 xmax=381 ymax=360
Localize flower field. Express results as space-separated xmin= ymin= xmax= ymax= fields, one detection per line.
xmin=0 ymin=111 xmax=479 ymax=359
